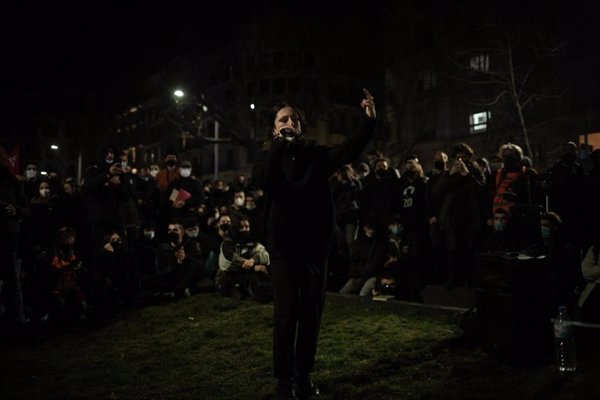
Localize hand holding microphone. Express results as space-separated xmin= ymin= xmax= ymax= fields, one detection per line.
xmin=279 ymin=127 xmax=301 ymax=142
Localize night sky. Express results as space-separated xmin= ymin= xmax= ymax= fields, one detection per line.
xmin=2 ymin=4 xmax=249 ymax=101
xmin=2 ymin=2 xmax=381 ymax=108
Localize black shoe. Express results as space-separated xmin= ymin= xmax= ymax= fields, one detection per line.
xmin=276 ymin=379 xmax=297 ymax=400
xmin=294 ymin=376 xmax=320 ymax=399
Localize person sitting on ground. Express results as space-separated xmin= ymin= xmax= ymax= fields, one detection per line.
xmin=216 ymin=216 xmax=272 ymax=303
xmin=339 ymin=220 xmax=388 ymax=296
xmin=34 ymin=226 xmax=90 ymax=323
xmin=142 ymin=221 xmax=203 ymax=299
xmin=528 ymin=212 xmax=582 ymax=315
xmin=481 ymin=208 xmax=518 ymax=253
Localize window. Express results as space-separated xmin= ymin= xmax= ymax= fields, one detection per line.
xmin=470 ymin=111 xmax=491 ymax=133
xmin=417 ymin=69 xmax=436 ymax=92
xmin=470 ymin=54 xmax=489 ymax=72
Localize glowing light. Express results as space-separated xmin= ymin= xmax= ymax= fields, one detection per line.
xmin=50 ymin=145 xmax=59 ymax=150
xmin=173 ymin=90 xmax=184 ymax=97
xmin=250 ymin=103 xmax=255 ymax=110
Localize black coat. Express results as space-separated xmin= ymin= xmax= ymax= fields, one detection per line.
xmin=252 ymin=118 xmax=375 ymax=256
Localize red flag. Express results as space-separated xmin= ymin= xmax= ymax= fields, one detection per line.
xmin=7 ymin=144 xmax=19 ymax=176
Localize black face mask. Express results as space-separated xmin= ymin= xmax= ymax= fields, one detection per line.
xmin=434 ymin=160 xmax=446 ymax=171
xmin=376 ymin=169 xmax=386 ymax=178
xmin=220 ymin=223 xmax=231 ymax=233
xmin=58 ymin=244 xmax=74 ymax=258
xmin=562 ymin=153 xmax=577 ymax=165
xmin=238 ymin=230 xmax=250 ymax=239
xmin=166 ymin=159 xmax=177 ymax=167
xmin=111 ymin=239 xmax=123 ymax=251
xmin=503 ymin=156 xmax=521 ymax=172
xmin=168 ymin=231 xmax=180 ymax=244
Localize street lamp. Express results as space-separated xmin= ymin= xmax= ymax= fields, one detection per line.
xmin=170 ymin=89 xmax=221 ymax=179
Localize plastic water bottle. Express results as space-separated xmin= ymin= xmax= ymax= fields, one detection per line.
xmin=553 ymin=306 xmax=577 ymax=373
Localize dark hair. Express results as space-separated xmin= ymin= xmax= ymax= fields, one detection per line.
xmin=54 ymin=226 xmax=77 ymax=246
xmin=263 ymin=102 xmax=306 ymax=148
xmin=452 ymin=142 xmax=474 ymax=158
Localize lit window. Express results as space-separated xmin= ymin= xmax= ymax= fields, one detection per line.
xmin=470 ymin=111 xmax=491 ymax=134
xmin=470 ymin=54 xmax=489 ymax=72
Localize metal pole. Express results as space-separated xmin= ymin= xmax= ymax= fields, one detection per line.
xmin=77 ymin=150 xmax=82 ymax=185
xmin=214 ymin=120 xmax=220 ymax=180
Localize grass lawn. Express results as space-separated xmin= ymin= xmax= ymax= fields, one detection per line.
xmin=1 ymin=292 xmax=599 ymax=400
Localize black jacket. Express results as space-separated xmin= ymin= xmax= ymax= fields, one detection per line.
xmin=252 ymin=118 xmax=375 ymax=256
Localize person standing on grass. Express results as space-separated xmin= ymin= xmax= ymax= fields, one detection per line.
xmin=252 ymin=88 xmax=376 ymax=399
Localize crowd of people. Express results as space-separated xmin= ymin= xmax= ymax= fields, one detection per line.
xmin=0 ymin=138 xmax=599 ymax=340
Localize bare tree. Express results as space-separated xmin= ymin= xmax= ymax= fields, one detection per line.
xmin=450 ymin=20 xmax=573 ymax=161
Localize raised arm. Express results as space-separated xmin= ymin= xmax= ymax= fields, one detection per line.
xmin=328 ymin=88 xmax=377 ymax=169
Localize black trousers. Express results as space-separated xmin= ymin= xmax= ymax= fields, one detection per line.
xmin=271 ymin=250 xmax=328 ymax=380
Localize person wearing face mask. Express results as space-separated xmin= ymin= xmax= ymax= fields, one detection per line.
xmin=527 ymin=212 xmax=582 ymax=315
xmin=360 ymin=156 xmax=399 ymax=232
xmin=227 ymin=190 xmax=246 ymax=222
xmin=133 ymin=222 xmax=159 ymax=279
xmin=156 ymin=153 xmax=180 ymax=193
xmin=371 ymin=216 xmax=405 ymax=300
xmin=163 ymin=160 xmax=202 ymax=231
xmin=486 ymin=142 xmax=543 ymax=250
xmin=94 ymin=231 xmax=138 ymax=310
xmin=132 ymin=165 xmax=161 ymax=226
xmin=425 ymin=151 xmax=449 ymax=284
xmin=202 ymin=214 xmax=233 ymax=283
xmin=33 ymin=226 xmax=90 ymax=323
xmin=148 ymin=164 xmax=160 ymax=179
xmin=142 ymin=222 xmax=202 ymax=299
xmin=480 ymin=208 xmax=518 ymax=253
xmin=27 ymin=180 xmax=65 ymax=251
xmin=252 ymin=89 xmax=376 ymax=399
xmin=547 ymin=141 xmax=587 ymax=258
xmin=240 ymin=193 xmax=265 ymax=243
xmin=21 ymin=162 xmax=40 ymax=201
xmin=339 ymin=221 xmax=388 ymax=297
xmin=216 ymin=216 xmax=272 ymax=302
xmin=435 ymin=142 xmax=486 ymax=289
xmin=395 ymin=158 xmax=428 ymax=297
xmin=82 ymin=146 xmax=129 ymax=267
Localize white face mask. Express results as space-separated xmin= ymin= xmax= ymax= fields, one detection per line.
xmin=179 ymin=168 xmax=192 ymax=178
xmin=143 ymin=231 xmax=155 ymax=240
xmin=25 ymin=169 xmax=38 ymax=180
xmin=185 ymin=229 xmax=199 ymax=238
xmin=39 ymin=188 xmax=51 ymax=198
xmin=234 ymin=197 xmax=244 ymax=207
xmin=149 ymin=169 xmax=159 ymax=178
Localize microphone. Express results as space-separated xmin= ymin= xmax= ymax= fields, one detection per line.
xmin=280 ymin=128 xmax=302 ymax=142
